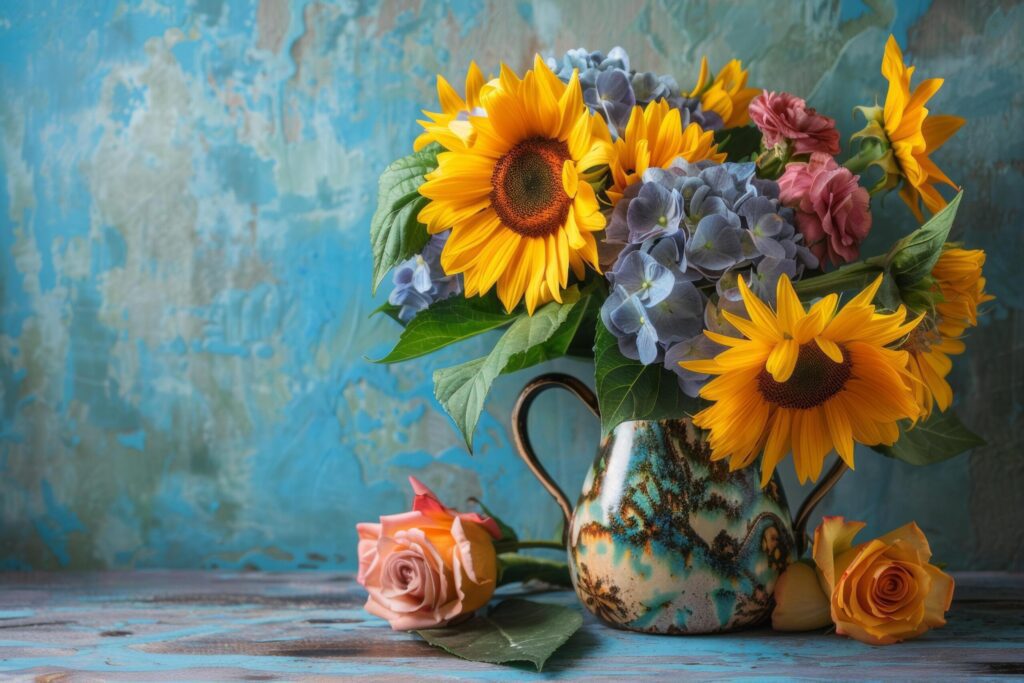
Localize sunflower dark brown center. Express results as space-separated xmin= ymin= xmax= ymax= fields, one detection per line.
xmin=490 ymin=137 xmax=571 ymax=238
xmin=757 ymin=342 xmax=852 ymax=409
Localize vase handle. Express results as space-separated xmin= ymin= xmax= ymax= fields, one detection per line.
xmin=791 ymin=459 xmax=849 ymax=556
xmin=511 ymin=373 xmax=600 ymax=537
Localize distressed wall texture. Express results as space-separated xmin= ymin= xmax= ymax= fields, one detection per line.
xmin=1 ymin=0 xmax=1021 ymax=571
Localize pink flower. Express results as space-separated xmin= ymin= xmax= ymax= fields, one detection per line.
xmin=778 ymin=153 xmax=872 ymax=267
xmin=356 ymin=477 xmax=502 ymax=630
xmin=749 ymin=91 xmax=840 ymax=156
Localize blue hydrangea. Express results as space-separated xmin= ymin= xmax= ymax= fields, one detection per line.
xmin=548 ymin=47 xmax=725 ymax=137
xmin=601 ymin=159 xmax=820 ymax=396
xmin=388 ymin=233 xmax=461 ymax=322
xmin=601 ymin=249 xmax=704 ymax=365
xmin=583 ymin=70 xmax=635 ymax=138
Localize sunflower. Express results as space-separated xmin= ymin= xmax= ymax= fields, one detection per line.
xmin=860 ymin=36 xmax=965 ymax=221
xmin=903 ymin=248 xmax=994 ymax=417
xmin=414 ymin=61 xmax=494 ymax=152
xmin=682 ymin=275 xmax=922 ymax=486
xmin=688 ymin=57 xmax=760 ymax=129
xmin=417 ymin=57 xmax=612 ymax=314
xmin=607 ymin=99 xmax=725 ymax=202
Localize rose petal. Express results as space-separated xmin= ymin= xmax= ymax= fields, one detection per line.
xmin=876 ymin=522 xmax=933 ymax=563
xmin=355 ymin=522 xmax=381 ymax=586
xmin=923 ymin=564 xmax=955 ymax=627
xmin=813 ymin=516 xmax=867 ymax=593
xmin=771 ymin=560 xmax=832 ymax=631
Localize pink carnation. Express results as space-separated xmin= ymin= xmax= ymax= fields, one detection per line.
xmin=749 ymin=91 xmax=840 ymax=156
xmin=778 ymin=153 xmax=872 ymax=267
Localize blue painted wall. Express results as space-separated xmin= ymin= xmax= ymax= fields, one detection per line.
xmin=1 ymin=0 xmax=1021 ymax=571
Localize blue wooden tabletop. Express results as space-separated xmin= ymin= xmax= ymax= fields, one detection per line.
xmin=1 ymin=571 xmax=1021 ymax=680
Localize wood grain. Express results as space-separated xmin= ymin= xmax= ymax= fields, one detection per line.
xmin=0 ymin=571 xmax=1021 ymax=680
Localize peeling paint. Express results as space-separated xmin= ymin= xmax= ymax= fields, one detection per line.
xmin=0 ymin=0 xmax=1021 ymax=571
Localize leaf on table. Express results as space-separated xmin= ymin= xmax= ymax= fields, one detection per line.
xmin=497 ymin=554 xmax=572 ymax=588
xmin=416 ymin=599 xmax=583 ymax=672
xmin=593 ymin=320 xmax=696 ymax=435
xmin=374 ymin=292 xmax=514 ymax=363
xmin=434 ymin=288 xmax=581 ymax=449
xmin=370 ymin=143 xmax=441 ymax=294
xmin=874 ymin=410 xmax=985 ymax=465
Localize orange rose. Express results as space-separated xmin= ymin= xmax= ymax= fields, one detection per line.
xmin=813 ymin=517 xmax=954 ymax=645
xmin=356 ymin=477 xmax=501 ymax=630
xmin=771 ymin=559 xmax=831 ymax=632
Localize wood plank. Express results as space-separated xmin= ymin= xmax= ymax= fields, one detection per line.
xmin=0 ymin=571 xmax=1021 ymax=680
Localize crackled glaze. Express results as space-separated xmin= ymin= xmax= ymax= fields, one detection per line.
xmin=567 ymin=419 xmax=795 ymax=634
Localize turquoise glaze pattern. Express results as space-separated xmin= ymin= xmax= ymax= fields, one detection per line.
xmin=567 ymin=419 xmax=795 ymax=633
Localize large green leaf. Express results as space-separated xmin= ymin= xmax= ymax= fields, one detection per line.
xmin=370 ymin=144 xmax=441 ymax=293
xmin=714 ymin=125 xmax=762 ymax=162
xmin=888 ymin=190 xmax=963 ymax=287
xmin=593 ymin=321 xmax=695 ymax=435
xmin=374 ymin=292 xmax=515 ymax=363
xmin=434 ymin=289 xmax=581 ymax=449
xmin=416 ymin=599 xmax=582 ymax=672
xmin=875 ymin=410 xmax=985 ymax=466
xmin=496 ymin=554 xmax=572 ymax=588
xmin=502 ymin=288 xmax=595 ymax=374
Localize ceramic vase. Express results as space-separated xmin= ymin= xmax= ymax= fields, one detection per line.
xmin=512 ymin=373 xmax=845 ymax=634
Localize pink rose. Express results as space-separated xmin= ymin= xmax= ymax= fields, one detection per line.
xmin=778 ymin=153 xmax=872 ymax=267
xmin=749 ymin=91 xmax=840 ymax=156
xmin=356 ymin=477 xmax=501 ymax=630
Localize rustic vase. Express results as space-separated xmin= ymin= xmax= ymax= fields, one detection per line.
xmin=512 ymin=373 xmax=845 ymax=634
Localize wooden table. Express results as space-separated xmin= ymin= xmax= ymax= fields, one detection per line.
xmin=1 ymin=571 xmax=1021 ymax=680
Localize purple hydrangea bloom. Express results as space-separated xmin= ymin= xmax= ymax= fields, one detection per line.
xmin=626 ymin=182 xmax=684 ymax=243
xmin=548 ymin=47 xmax=630 ymax=91
xmin=601 ymin=248 xmax=705 ymax=365
xmin=602 ymin=158 xmax=820 ymax=401
xmin=548 ymin=47 xmax=727 ymax=140
xmin=631 ymin=71 xmax=676 ymax=106
xmin=388 ymin=233 xmax=461 ymax=322
xmin=609 ymin=251 xmax=675 ymax=306
xmin=605 ymin=287 xmax=661 ymax=364
xmin=584 ymin=70 xmax=636 ymax=139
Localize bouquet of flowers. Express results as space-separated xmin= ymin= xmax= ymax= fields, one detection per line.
xmin=360 ymin=37 xmax=992 ymax=661
xmin=372 ymin=37 xmax=989 ymax=484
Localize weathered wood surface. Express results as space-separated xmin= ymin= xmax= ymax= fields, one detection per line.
xmin=0 ymin=571 xmax=1021 ymax=680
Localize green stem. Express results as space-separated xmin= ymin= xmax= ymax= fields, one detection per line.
xmin=793 ymin=255 xmax=888 ymax=299
xmin=843 ymin=140 xmax=886 ymax=175
xmin=494 ymin=540 xmax=565 ymax=553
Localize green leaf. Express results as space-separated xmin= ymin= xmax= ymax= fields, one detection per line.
xmin=434 ymin=289 xmax=581 ymax=449
xmin=888 ymin=190 xmax=963 ymax=287
xmin=374 ymin=292 xmax=514 ymax=363
xmin=714 ymin=125 xmax=762 ymax=162
xmin=466 ymin=497 xmax=518 ymax=543
xmin=502 ymin=288 xmax=595 ymax=374
xmin=497 ymin=554 xmax=572 ymax=588
xmin=874 ymin=410 xmax=985 ymax=466
xmin=369 ymin=302 xmax=405 ymax=325
xmin=416 ymin=599 xmax=582 ymax=672
xmin=874 ymin=272 xmax=903 ymax=312
xmin=370 ymin=144 xmax=441 ymax=294
xmin=593 ymin=321 xmax=695 ymax=435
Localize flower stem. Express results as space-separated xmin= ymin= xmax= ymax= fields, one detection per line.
xmin=494 ymin=540 xmax=565 ymax=553
xmin=793 ymin=255 xmax=888 ymax=298
xmin=843 ymin=140 xmax=886 ymax=175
